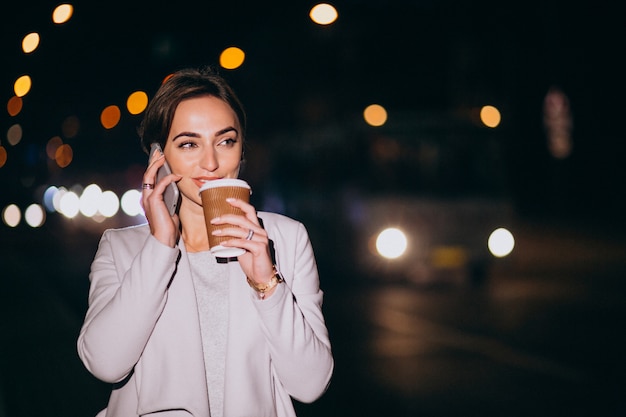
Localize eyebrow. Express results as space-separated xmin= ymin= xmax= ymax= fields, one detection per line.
xmin=172 ymin=126 xmax=239 ymax=142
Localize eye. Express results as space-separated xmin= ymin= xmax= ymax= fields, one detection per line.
xmin=218 ymin=137 xmax=238 ymax=147
xmin=178 ymin=140 xmax=196 ymax=149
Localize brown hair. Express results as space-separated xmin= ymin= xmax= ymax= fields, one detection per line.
xmin=138 ymin=66 xmax=246 ymax=154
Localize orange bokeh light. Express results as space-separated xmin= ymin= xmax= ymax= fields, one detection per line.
xmin=0 ymin=146 xmax=7 ymax=168
xmin=100 ymin=105 xmax=121 ymax=129
xmin=55 ymin=144 xmax=73 ymax=167
xmin=7 ymin=96 xmax=23 ymax=116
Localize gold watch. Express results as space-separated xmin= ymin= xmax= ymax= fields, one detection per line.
xmin=246 ymin=265 xmax=284 ymax=299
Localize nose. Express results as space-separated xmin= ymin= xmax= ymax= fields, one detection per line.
xmin=199 ymin=146 xmax=218 ymax=172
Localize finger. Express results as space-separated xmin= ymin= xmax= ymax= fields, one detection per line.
xmin=211 ymin=216 xmax=267 ymax=239
xmin=234 ymin=240 xmax=272 ymax=261
xmin=224 ymin=198 xmax=260 ymax=225
xmin=147 ymin=147 xmax=165 ymax=169
xmin=221 ymin=236 xmax=270 ymax=258
xmin=212 ymin=224 xmax=267 ymax=240
xmin=142 ymin=153 xmax=165 ymax=191
xmin=145 ymin=173 xmax=181 ymax=210
xmin=244 ymin=228 xmax=255 ymax=241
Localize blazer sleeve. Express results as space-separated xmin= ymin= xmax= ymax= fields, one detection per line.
xmin=251 ymin=218 xmax=334 ymax=403
xmin=77 ymin=228 xmax=180 ymax=383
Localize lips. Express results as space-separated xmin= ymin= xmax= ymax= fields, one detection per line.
xmin=192 ymin=177 xmax=221 ymax=188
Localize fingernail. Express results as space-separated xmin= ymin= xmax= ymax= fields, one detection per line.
xmin=210 ymin=217 xmax=220 ymax=224
xmin=212 ymin=229 xmax=222 ymax=235
xmin=226 ymin=198 xmax=235 ymax=202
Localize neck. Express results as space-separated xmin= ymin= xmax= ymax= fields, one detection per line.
xmin=179 ymin=204 xmax=210 ymax=253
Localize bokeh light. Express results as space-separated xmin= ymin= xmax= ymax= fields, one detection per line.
xmin=14 ymin=75 xmax=32 ymax=97
xmin=79 ymin=184 xmax=120 ymax=221
xmin=43 ymin=186 xmax=59 ymax=212
xmin=376 ymin=227 xmax=408 ymax=259
xmin=488 ymin=227 xmax=515 ymax=257
xmin=79 ymin=184 xmax=103 ymax=217
xmin=543 ymin=87 xmax=573 ymax=159
xmin=52 ymin=186 xmax=68 ymax=212
xmin=126 ymin=91 xmax=149 ymax=115
xmin=3 ymin=204 xmax=21 ymax=227
xmin=121 ymin=189 xmax=143 ymax=216
xmin=41 ymin=183 xmax=133 ymax=221
xmin=101 ymin=105 xmax=121 ymax=129
xmin=22 ymin=32 xmax=40 ymax=53
xmin=0 ymin=146 xmax=7 ymax=168
xmin=219 ymin=47 xmax=245 ymax=70
xmin=52 ymin=4 xmax=74 ymax=24
xmin=99 ymin=191 xmax=120 ymax=217
xmin=59 ymin=191 xmax=80 ymax=218
xmin=310 ymin=3 xmax=338 ymax=25
xmin=25 ymin=204 xmax=45 ymax=227
xmin=7 ymin=96 xmax=23 ymax=116
xmin=480 ymin=105 xmax=501 ymax=128
xmin=55 ymin=143 xmax=73 ymax=168
xmin=7 ymin=124 xmax=23 ymax=146
xmin=363 ymin=104 xmax=388 ymax=127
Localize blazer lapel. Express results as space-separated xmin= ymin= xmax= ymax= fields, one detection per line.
xmin=135 ymin=240 xmax=211 ymax=416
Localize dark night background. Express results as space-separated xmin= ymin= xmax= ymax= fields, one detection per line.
xmin=1 ymin=1 xmax=626 ymax=416
xmin=2 ymin=0 xmax=625 ymax=220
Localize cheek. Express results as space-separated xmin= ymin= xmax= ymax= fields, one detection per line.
xmin=220 ymin=150 xmax=242 ymax=167
xmin=167 ymin=156 xmax=196 ymax=175
xmin=231 ymin=152 xmax=244 ymax=166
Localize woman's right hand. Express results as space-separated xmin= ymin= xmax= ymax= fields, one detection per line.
xmin=141 ymin=149 xmax=181 ymax=247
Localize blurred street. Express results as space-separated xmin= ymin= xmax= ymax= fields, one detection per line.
xmin=1 ymin=215 xmax=625 ymax=417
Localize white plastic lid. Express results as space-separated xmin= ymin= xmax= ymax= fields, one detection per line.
xmin=199 ymin=178 xmax=251 ymax=192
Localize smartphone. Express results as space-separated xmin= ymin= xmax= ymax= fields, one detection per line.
xmin=149 ymin=143 xmax=180 ymax=215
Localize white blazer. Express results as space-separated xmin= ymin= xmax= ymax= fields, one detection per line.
xmin=77 ymin=212 xmax=333 ymax=417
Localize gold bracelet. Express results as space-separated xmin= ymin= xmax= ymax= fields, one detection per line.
xmin=246 ymin=265 xmax=284 ymax=299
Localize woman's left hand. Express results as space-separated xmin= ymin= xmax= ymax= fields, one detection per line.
xmin=210 ymin=198 xmax=275 ymax=286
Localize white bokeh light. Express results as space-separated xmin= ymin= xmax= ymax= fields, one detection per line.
xmin=25 ymin=204 xmax=45 ymax=227
xmin=488 ymin=227 xmax=515 ymax=257
xmin=99 ymin=190 xmax=120 ymax=217
xmin=53 ymin=187 xmax=68 ymax=212
xmin=3 ymin=204 xmax=21 ymax=227
xmin=121 ymin=189 xmax=143 ymax=216
xmin=310 ymin=3 xmax=338 ymax=25
xmin=79 ymin=184 xmax=103 ymax=217
xmin=59 ymin=191 xmax=80 ymax=218
xmin=375 ymin=227 xmax=408 ymax=259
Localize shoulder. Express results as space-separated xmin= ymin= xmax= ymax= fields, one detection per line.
xmin=94 ymin=223 xmax=179 ymax=268
xmin=257 ymin=211 xmax=311 ymax=250
xmin=94 ymin=223 xmax=155 ymax=264
xmin=100 ymin=222 xmax=150 ymax=245
xmin=257 ymin=211 xmax=303 ymax=231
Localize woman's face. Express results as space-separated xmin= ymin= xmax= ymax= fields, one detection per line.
xmin=163 ymin=95 xmax=243 ymax=209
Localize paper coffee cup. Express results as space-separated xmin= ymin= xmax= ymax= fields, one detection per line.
xmin=199 ymin=178 xmax=251 ymax=257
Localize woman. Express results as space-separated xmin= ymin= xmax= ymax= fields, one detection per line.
xmin=77 ymin=67 xmax=334 ymax=417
